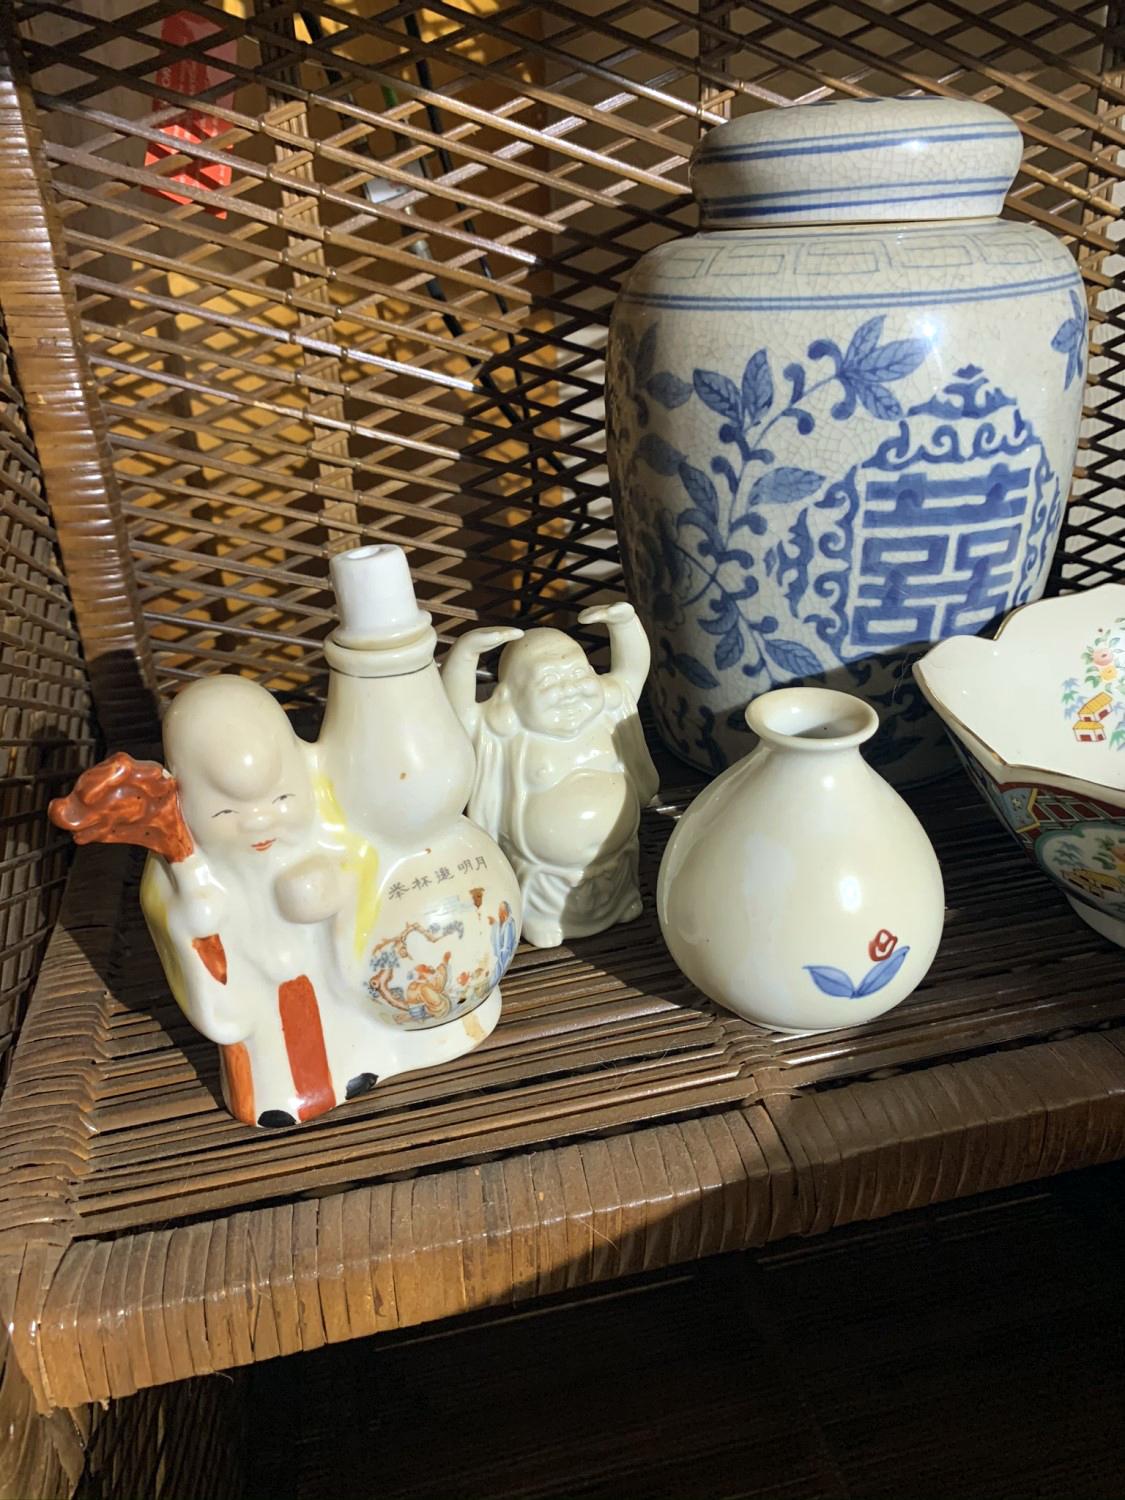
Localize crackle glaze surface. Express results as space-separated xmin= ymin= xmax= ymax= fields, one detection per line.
xmin=607 ymin=98 xmax=1086 ymax=783
xmin=692 ymin=97 xmax=1023 ymax=229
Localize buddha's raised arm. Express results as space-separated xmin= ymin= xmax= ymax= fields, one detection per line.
xmin=442 ymin=625 xmax=524 ymax=734
xmin=578 ymin=601 xmax=650 ymax=703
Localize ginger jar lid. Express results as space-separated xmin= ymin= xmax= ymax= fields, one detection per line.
xmin=691 ymin=98 xmax=1022 ymax=230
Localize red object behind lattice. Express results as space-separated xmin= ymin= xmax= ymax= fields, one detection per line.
xmin=144 ymin=10 xmax=236 ymax=215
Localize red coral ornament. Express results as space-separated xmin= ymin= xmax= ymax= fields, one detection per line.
xmin=49 ymin=751 xmax=194 ymax=863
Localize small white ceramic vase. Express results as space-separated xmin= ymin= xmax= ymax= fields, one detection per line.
xmin=657 ymin=687 xmax=944 ymax=1032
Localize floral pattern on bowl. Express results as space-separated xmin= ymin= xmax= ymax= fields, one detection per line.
xmin=1060 ymin=616 xmax=1125 ymax=747
xmin=914 ymin=584 xmax=1125 ymax=947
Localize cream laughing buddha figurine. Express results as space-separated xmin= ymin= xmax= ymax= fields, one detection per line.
xmin=444 ymin=601 xmax=659 ymax=948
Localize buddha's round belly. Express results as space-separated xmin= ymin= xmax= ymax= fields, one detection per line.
xmin=522 ymin=771 xmax=638 ymax=867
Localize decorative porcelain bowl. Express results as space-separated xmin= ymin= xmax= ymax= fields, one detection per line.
xmin=914 ymin=584 xmax=1125 ymax=947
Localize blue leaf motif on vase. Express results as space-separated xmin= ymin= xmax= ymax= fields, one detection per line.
xmin=854 ymin=944 xmax=910 ymax=996
xmin=741 ymin=349 xmax=773 ymax=426
xmin=763 ymin=637 xmax=822 ymax=678
xmin=637 ymin=432 xmax=683 ymax=476
xmin=631 ymin=323 xmax=658 ymax=425
xmin=805 ymin=944 xmax=911 ymax=1000
xmin=647 ymin=370 xmax=693 ymax=408
xmin=680 ymin=659 xmax=718 ymax=691
xmin=629 ymin=317 xmax=934 ymax=717
xmin=803 ymin=965 xmax=855 ymax=998
xmin=741 ymin=467 xmax=823 ymax=510
xmin=693 ymin=368 xmax=742 ymax=424
xmin=612 ymin=308 xmax=1064 ymax=776
xmin=1050 ymin=290 xmax=1086 ymax=391
xmin=679 ymin=462 xmax=720 ymax=521
xmin=808 ymin=314 xmax=929 ymax=421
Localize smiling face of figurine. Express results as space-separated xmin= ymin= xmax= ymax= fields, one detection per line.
xmin=501 ymin=631 xmax=605 ymax=739
xmin=164 ymin=676 xmax=316 ymax=863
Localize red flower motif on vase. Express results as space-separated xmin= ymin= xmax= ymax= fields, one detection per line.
xmin=807 ymin=929 xmax=909 ymax=1000
xmin=868 ymin=928 xmax=898 ymax=962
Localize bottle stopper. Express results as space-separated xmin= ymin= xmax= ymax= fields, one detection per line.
xmin=330 ymin=544 xmax=429 ymax=648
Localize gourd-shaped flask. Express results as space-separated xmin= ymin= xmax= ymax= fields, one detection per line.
xmin=317 ymin=545 xmax=522 ymax=1037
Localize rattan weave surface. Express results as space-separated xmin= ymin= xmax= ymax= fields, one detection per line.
xmin=2 ymin=771 xmax=1124 ymax=1413
xmin=0 ymin=0 xmax=1124 ymax=1457
xmin=247 ymin=1173 xmax=1125 ymax=1500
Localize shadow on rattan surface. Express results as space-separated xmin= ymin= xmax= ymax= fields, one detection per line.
xmin=39 ymin=774 xmax=1125 ymax=1242
xmin=241 ymin=1163 xmax=1125 ymax=1500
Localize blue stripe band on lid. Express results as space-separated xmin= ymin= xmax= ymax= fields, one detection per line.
xmin=702 ymin=186 xmax=1007 ymax=219
xmin=703 ymin=175 xmax=1011 ymax=206
xmin=695 ymin=125 xmax=1021 ymax=165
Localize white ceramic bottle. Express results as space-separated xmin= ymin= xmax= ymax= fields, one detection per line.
xmin=657 ymin=687 xmax=944 ymax=1032
xmin=316 ymin=545 xmax=522 ymax=1049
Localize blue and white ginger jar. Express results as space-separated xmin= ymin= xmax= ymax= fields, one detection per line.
xmin=606 ymin=97 xmax=1087 ymax=782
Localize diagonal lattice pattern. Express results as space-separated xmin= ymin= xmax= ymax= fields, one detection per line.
xmin=0 ymin=318 xmax=94 ymax=1082
xmin=11 ymin=0 xmax=1123 ymax=702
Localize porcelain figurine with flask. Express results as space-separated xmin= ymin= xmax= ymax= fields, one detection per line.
xmin=51 ymin=546 xmax=521 ymax=1129
xmin=443 ymin=600 xmax=659 ymax=948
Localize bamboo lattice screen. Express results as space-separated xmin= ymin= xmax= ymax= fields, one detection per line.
xmin=0 ymin=318 xmax=93 ymax=1080
xmin=8 ymin=0 xmax=1124 ymax=710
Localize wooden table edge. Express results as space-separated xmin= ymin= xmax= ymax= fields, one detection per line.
xmin=2 ymin=1028 xmax=1124 ymax=1413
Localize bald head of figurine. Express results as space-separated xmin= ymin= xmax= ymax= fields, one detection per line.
xmin=163 ymin=676 xmax=315 ymax=862
xmin=496 ymin=629 xmax=605 ymax=739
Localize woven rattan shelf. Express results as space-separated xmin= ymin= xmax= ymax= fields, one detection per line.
xmin=0 ymin=0 xmax=1124 ymax=1486
xmin=2 ymin=770 xmax=1124 ymax=1414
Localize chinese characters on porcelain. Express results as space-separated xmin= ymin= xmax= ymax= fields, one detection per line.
xmin=607 ymin=97 xmax=1086 ymax=783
